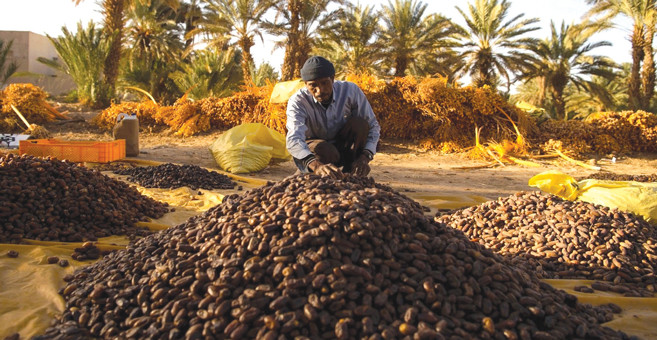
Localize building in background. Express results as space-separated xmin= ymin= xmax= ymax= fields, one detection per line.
xmin=0 ymin=30 xmax=74 ymax=95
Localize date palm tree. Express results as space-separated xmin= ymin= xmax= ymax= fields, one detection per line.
xmin=585 ymin=0 xmax=657 ymax=110
xmin=400 ymin=14 xmax=462 ymax=79
xmin=455 ymin=0 xmax=540 ymax=90
xmin=268 ymin=0 xmax=302 ymax=80
xmin=100 ymin=0 xmax=126 ymax=106
xmin=0 ymin=39 xmax=18 ymax=87
xmin=72 ymin=0 xmax=126 ymax=106
xmin=169 ymin=48 xmax=243 ymax=99
xmin=265 ymin=0 xmax=344 ymax=80
xmin=378 ymin=0 xmax=460 ymax=77
xmin=123 ymin=0 xmax=184 ymax=102
xmin=313 ymin=3 xmax=384 ymax=76
xmin=73 ymin=0 xmax=182 ymax=106
xmin=566 ymin=69 xmax=629 ymax=117
xmin=177 ymin=0 xmax=204 ymax=50
xmin=198 ymin=0 xmax=276 ymax=84
xmin=38 ymin=22 xmax=111 ymax=107
xmin=250 ymin=62 xmax=279 ymax=86
xmin=519 ymin=21 xmax=617 ymax=120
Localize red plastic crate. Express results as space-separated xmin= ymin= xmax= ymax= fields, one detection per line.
xmin=19 ymin=139 xmax=126 ymax=163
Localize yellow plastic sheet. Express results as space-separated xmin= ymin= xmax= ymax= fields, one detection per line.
xmin=136 ymin=186 xmax=224 ymax=226
xmin=4 ymin=243 xmax=657 ymax=339
xmin=408 ymin=192 xmax=490 ymax=213
xmin=0 ymin=164 xmax=242 ymax=339
xmin=3 ymin=166 xmax=657 ymax=339
xmin=209 ymin=123 xmax=291 ymax=174
xmin=1 ymin=243 xmax=77 ymax=338
xmin=546 ymin=280 xmax=657 ymax=339
xmin=529 ymin=170 xmax=657 ymax=223
xmin=269 ymin=79 xmax=304 ymax=104
xmin=0 ymin=221 xmax=175 ymax=339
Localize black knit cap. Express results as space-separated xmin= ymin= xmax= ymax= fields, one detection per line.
xmin=300 ymin=56 xmax=335 ymax=81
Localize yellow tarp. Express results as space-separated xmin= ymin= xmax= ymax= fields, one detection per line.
xmin=529 ymin=170 xmax=657 ymax=223
xmin=0 ymin=233 xmax=168 ymax=338
xmin=408 ymin=192 xmax=490 ymax=211
xmin=1 ymin=243 xmax=82 ymax=338
xmin=2 ymin=165 xmax=657 ymax=339
xmin=209 ymin=123 xmax=291 ymax=174
xmin=5 ymin=242 xmax=657 ymax=339
xmin=515 ymin=100 xmax=546 ymax=114
xmin=547 ymin=280 xmax=657 ymax=339
xmin=0 ymin=160 xmax=256 ymax=339
xmin=269 ymin=79 xmax=304 ymax=104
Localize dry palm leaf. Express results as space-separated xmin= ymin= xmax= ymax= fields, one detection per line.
xmin=555 ymin=149 xmax=601 ymax=171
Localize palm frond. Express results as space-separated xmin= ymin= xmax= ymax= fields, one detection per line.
xmin=169 ymin=48 xmax=243 ymax=100
xmin=38 ymin=21 xmax=111 ymax=107
xmin=0 ymin=39 xmax=19 ymax=86
xmin=455 ymin=0 xmax=540 ymax=89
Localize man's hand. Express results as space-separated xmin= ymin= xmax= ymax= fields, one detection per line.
xmin=350 ymin=154 xmax=371 ymax=177
xmin=308 ymin=159 xmax=344 ymax=179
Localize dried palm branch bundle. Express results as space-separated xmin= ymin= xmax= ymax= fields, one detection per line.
xmin=0 ymin=84 xmax=67 ymax=131
xmin=93 ymin=101 xmax=163 ymax=131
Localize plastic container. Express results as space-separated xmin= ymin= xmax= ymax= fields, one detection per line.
xmin=113 ymin=113 xmax=139 ymax=157
xmin=19 ymin=139 xmax=126 ymax=163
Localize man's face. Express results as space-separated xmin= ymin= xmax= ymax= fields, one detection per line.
xmin=305 ymin=77 xmax=334 ymax=104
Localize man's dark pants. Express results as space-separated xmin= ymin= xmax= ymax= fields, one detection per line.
xmin=293 ymin=116 xmax=370 ymax=173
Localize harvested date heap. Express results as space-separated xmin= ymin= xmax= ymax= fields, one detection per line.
xmin=91 ymin=161 xmax=137 ymax=173
xmin=114 ymin=163 xmax=236 ymax=190
xmin=39 ymin=176 xmax=630 ymax=339
xmin=580 ymin=172 xmax=657 ymax=182
xmin=437 ymin=191 xmax=657 ymax=296
xmin=71 ymin=242 xmax=104 ymax=261
xmin=0 ymin=153 xmax=169 ymax=243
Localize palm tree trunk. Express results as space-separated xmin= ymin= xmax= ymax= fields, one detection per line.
xmin=183 ymin=1 xmax=200 ymax=51
xmin=629 ymin=24 xmax=645 ymax=111
xmin=537 ymin=76 xmax=547 ymax=108
xmin=239 ymin=36 xmax=255 ymax=85
xmin=296 ymin=36 xmax=312 ymax=75
xmin=394 ymin=56 xmax=408 ymax=77
xmin=641 ymin=22 xmax=655 ymax=110
xmin=101 ymin=0 xmax=126 ymax=108
xmin=281 ymin=0 xmax=301 ymax=80
xmin=551 ymin=83 xmax=567 ymax=120
xmin=474 ymin=48 xmax=494 ymax=87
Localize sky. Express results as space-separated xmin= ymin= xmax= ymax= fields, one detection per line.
xmin=0 ymin=0 xmax=634 ymax=72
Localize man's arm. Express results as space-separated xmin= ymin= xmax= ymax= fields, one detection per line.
xmin=286 ymin=93 xmax=341 ymax=178
xmin=286 ymin=95 xmax=313 ymax=163
xmin=351 ymin=84 xmax=381 ymax=155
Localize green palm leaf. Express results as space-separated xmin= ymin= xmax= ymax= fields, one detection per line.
xmin=0 ymin=39 xmax=18 ymax=87
xmin=169 ymin=48 xmax=243 ymax=100
xmin=456 ymin=0 xmax=540 ymax=90
xmin=517 ymin=21 xmax=617 ymax=119
xmin=193 ymin=0 xmax=277 ymax=84
xmin=37 ymin=22 xmax=112 ymax=108
xmin=379 ymin=0 xmax=461 ymax=77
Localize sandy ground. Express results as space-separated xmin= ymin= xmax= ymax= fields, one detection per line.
xmin=10 ymin=106 xmax=657 ymax=210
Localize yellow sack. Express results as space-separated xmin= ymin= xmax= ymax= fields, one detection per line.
xmin=529 ymin=170 xmax=657 ymax=223
xmin=515 ymin=100 xmax=545 ymax=114
xmin=269 ymin=79 xmax=305 ymax=104
xmin=209 ymin=123 xmax=291 ymax=174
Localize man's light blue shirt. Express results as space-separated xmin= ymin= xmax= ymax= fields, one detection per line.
xmin=285 ymin=80 xmax=381 ymax=160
